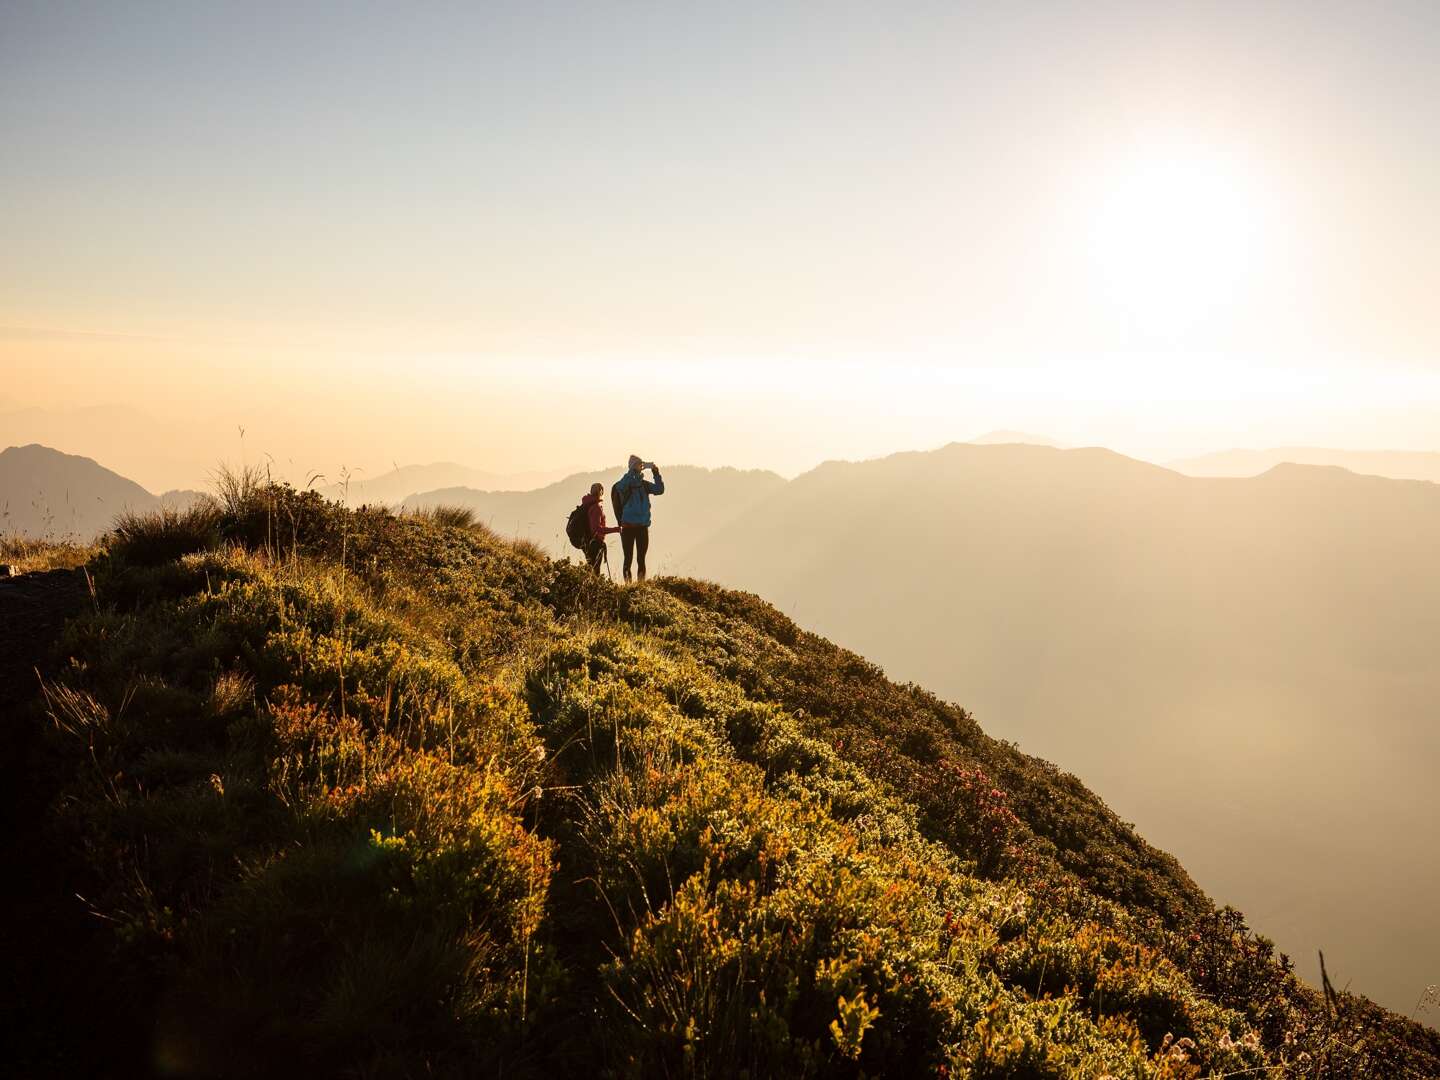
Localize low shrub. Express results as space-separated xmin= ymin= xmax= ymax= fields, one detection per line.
xmin=109 ymin=501 xmax=223 ymax=565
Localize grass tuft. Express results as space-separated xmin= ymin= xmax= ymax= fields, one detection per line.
xmin=212 ymin=463 xmax=269 ymax=518
xmin=109 ymin=501 xmax=223 ymax=567
xmin=110 ymin=501 xmax=223 ymax=566
xmin=406 ymin=503 xmax=480 ymax=530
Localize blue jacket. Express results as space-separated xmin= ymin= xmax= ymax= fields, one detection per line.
xmin=616 ymin=467 xmax=664 ymax=527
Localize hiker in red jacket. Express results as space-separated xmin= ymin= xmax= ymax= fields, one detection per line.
xmin=581 ymin=482 xmax=621 ymax=574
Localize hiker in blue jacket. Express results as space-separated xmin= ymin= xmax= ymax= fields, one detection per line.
xmin=614 ymin=454 xmax=664 ymax=582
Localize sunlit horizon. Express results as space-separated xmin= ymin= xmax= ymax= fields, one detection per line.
xmin=5 ymin=2 xmax=1440 ymax=491
xmin=5 ymin=327 xmax=1440 ymax=493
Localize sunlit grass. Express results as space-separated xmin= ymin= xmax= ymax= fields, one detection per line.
xmin=0 ymin=535 xmax=99 ymax=573
xmin=404 ymin=503 xmax=484 ymax=531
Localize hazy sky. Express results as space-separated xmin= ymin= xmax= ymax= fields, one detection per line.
xmin=4 ymin=1 xmax=1440 ymax=488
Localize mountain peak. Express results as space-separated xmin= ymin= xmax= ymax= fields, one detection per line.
xmin=0 ymin=443 xmax=161 ymax=539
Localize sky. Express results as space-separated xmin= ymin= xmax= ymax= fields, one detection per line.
xmin=3 ymin=1 xmax=1440 ymax=490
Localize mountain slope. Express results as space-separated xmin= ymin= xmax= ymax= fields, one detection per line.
xmin=0 ymin=443 xmax=201 ymax=539
xmin=680 ymin=442 xmax=1440 ymax=1019
xmin=405 ymin=464 xmax=788 ymax=575
xmin=1170 ymin=445 xmax=1440 ymax=483
xmin=0 ymin=404 xmax=206 ymax=494
xmin=10 ymin=486 xmax=1437 ymax=1075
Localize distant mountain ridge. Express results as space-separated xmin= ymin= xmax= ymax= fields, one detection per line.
xmin=406 ymin=464 xmax=788 ymax=575
xmin=0 ymin=446 xmax=594 ymax=539
xmin=0 ymin=403 xmax=205 ymax=494
xmin=0 ymin=444 xmax=203 ymax=539
xmin=679 ymin=440 xmax=1440 ymax=1018
xmin=319 ymin=461 xmax=582 ymax=506
xmin=968 ymin=429 xmax=1067 ymax=447
xmin=1170 ymin=445 xmax=1440 ymax=483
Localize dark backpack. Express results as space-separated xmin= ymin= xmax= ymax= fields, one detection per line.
xmin=610 ymin=479 xmax=628 ymax=525
xmin=565 ymin=503 xmax=590 ymax=549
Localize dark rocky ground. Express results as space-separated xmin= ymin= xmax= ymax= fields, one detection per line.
xmin=0 ymin=567 xmax=88 ymax=689
xmin=2 ymin=567 xmax=150 ymax=1075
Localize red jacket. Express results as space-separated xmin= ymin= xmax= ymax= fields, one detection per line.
xmin=582 ymin=492 xmax=621 ymax=539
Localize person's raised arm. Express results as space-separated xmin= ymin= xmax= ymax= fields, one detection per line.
xmin=646 ymin=465 xmax=664 ymax=495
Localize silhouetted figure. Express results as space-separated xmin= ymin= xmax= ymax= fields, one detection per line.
xmin=580 ymin=482 xmax=620 ymax=574
xmin=612 ymin=455 xmax=664 ymax=581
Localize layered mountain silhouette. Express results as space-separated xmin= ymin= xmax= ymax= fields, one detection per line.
xmin=405 ymin=465 xmax=787 ymax=575
xmin=319 ymin=462 xmax=580 ymax=506
xmin=968 ymin=429 xmax=1067 ymax=447
xmin=0 ymin=444 xmax=202 ymax=539
xmin=681 ymin=441 xmax=1440 ymax=1017
xmin=1171 ymin=445 xmax=1440 ymax=483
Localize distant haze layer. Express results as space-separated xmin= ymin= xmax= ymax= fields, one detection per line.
xmin=320 ymin=463 xmax=583 ymax=507
xmin=1171 ymin=446 xmax=1440 ymax=483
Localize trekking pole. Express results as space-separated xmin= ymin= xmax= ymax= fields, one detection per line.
xmin=602 ymin=544 xmax=614 ymax=582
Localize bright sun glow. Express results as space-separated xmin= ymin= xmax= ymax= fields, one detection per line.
xmin=1087 ymin=141 xmax=1270 ymax=335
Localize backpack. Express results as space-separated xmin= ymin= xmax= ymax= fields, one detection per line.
xmin=565 ymin=503 xmax=590 ymax=549
xmin=610 ymin=479 xmax=629 ymax=525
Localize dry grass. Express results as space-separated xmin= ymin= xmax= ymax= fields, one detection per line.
xmin=208 ymin=670 xmax=256 ymax=718
xmin=509 ymin=536 xmax=550 ymax=562
xmin=0 ymin=535 xmax=100 ymax=574
xmin=212 ymin=462 xmax=269 ymax=517
xmin=405 ymin=503 xmax=490 ymax=532
xmin=110 ymin=501 xmax=223 ymax=565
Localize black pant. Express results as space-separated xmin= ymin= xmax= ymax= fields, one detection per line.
xmin=620 ymin=525 xmax=649 ymax=581
xmin=583 ymin=537 xmax=606 ymax=575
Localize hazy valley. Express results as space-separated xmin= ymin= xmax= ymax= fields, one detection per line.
xmin=682 ymin=442 xmax=1440 ymax=1018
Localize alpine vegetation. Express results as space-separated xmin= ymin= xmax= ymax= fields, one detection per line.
xmin=13 ymin=482 xmax=1439 ymax=1077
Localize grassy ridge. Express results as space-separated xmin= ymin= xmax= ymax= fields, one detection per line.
xmin=17 ymin=483 xmax=1439 ymax=1077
